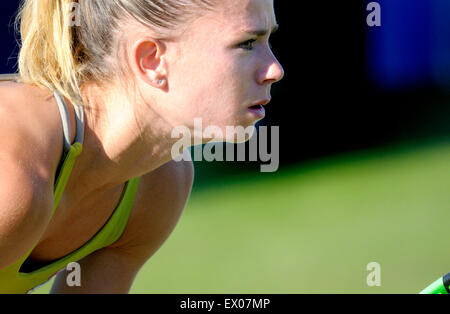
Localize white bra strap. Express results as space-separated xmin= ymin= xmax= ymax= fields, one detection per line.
xmin=53 ymin=90 xmax=85 ymax=152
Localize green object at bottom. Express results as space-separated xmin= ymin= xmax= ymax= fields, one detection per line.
xmin=419 ymin=276 xmax=448 ymax=294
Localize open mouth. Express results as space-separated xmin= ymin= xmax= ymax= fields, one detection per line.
xmin=248 ymin=104 xmax=265 ymax=118
xmin=249 ymin=104 xmax=263 ymax=110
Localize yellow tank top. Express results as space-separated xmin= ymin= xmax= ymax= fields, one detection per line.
xmin=0 ymin=87 xmax=141 ymax=293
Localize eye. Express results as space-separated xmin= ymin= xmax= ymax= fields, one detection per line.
xmin=238 ymin=39 xmax=257 ymax=51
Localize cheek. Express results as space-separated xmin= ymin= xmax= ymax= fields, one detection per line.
xmin=167 ymin=48 xmax=256 ymax=127
xmin=210 ymin=53 xmax=255 ymax=102
xmin=177 ymin=51 xmax=249 ymax=99
xmin=205 ymin=58 xmax=254 ymax=116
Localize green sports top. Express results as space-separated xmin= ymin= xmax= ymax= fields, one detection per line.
xmin=0 ymin=89 xmax=141 ymax=293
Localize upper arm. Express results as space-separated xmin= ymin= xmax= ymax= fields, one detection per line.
xmin=110 ymin=158 xmax=195 ymax=259
xmin=50 ymin=245 xmax=143 ymax=294
xmin=0 ymin=93 xmax=56 ymax=269
xmin=0 ymin=155 xmax=53 ymax=269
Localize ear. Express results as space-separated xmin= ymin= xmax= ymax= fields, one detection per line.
xmin=134 ymin=39 xmax=167 ymax=88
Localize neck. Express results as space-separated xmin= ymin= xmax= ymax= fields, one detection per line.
xmin=65 ymin=83 xmax=186 ymax=199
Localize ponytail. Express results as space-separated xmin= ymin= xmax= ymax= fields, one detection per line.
xmin=15 ymin=0 xmax=83 ymax=105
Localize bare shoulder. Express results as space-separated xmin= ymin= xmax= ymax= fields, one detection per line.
xmin=0 ymin=82 xmax=63 ymax=268
xmin=0 ymin=81 xmax=64 ymax=181
xmin=109 ymin=159 xmax=195 ymax=259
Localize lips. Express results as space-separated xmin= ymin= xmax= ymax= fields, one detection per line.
xmin=248 ymin=99 xmax=271 ymax=109
xmin=249 ymin=104 xmax=263 ymax=110
xmin=247 ymin=100 xmax=268 ymax=118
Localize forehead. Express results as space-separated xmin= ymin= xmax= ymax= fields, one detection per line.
xmin=210 ymin=0 xmax=277 ymax=32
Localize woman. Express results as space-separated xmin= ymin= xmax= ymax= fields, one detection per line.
xmin=0 ymin=0 xmax=283 ymax=293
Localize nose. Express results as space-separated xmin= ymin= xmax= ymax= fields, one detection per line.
xmin=258 ymin=54 xmax=285 ymax=85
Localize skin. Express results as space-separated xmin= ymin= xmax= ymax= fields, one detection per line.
xmin=0 ymin=0 xmax=283 ymax=293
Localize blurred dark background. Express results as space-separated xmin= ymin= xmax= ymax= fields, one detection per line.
xmin=1 ymin=1 xmax=450 ymax=176
xmin=267 ymin=0 xmax=450 ymax=165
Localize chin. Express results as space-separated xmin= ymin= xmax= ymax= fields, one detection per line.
xmin=222 ymin=124 xmax=257 ymax=144
xmin=196 ymin=116 xmax=258 ymax=144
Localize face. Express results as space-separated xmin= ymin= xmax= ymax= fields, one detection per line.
xmin=148 ymin=0 xmax=284 ymax=143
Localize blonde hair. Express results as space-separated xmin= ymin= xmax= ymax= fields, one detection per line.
xmin=14 ymin=0 xmax=216 ymax=106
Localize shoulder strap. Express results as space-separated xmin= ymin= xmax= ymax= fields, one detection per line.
xmin=0 ymin=73 xmax=20 ymax=82
xmin=53 ymin=90 xmax=85 ymax=152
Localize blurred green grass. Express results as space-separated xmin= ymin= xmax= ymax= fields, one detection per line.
xmin=34 ymin=139 xmax=450 ymax=294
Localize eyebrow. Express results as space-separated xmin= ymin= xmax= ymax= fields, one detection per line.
xmin=243 ymin=24 xmax=279 ymax=37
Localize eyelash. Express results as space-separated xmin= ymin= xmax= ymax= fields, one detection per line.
xmin=238 ymin=39 xmax=257 ymax=51
xmin=238 ymin=38 xmax=273 ymax=51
